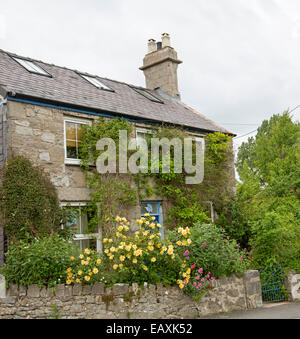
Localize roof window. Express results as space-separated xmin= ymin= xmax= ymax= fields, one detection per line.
xmin=79 ymin=74 xmax=113 ymax=91
xmin=132 ymin=87 xmax=164 ymax=104
xmin=12 ymin=57 xmax=51 ymax=77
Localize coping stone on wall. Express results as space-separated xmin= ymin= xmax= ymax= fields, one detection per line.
xmin=0 ymin=274 xmax=5 ymax=298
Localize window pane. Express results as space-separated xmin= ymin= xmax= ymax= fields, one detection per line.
xmin=65 ymin=211 xmax=80 ymax=234
xmin=13 ymin=57 xmax=49 ymax=76
xmin=141 ymin=203 xmax=159 ymax=215
xmin=81 ymin=74 xmax=111 ymax=90
xmin=66 ymin=122 xmax=76 ymax=140
xmin=65 ymin=122 xmax=86 ymax=159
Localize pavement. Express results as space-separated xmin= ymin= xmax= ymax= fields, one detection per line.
xmin=200 ymin=301 xmax=300 ymax=319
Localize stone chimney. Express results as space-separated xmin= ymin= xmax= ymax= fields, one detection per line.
xmin=140 ymin=33 xmax=183 ymax=99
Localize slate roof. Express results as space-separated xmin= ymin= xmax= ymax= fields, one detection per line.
xmin=0 ymin=49 xmax=233 ymax=135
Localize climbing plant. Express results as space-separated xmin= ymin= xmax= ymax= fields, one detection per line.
xmin=79 ymin=118 xmax=233 ymax=233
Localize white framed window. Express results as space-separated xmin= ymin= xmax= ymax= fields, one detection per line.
xmin=61 ymin=202 xmax=102 ymax=252
xmin=12 ymin=57 xmax=51 ymax=77
xmin=136 ymin=127 xmax=154 ymax=150
xmin=64 ymin=118 xmax=91 ymax=165
xmin=79 ymin=73 xmax=113 ymax=91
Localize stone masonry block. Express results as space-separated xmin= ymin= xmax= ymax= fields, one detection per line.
xmin=113 ymin=284 xmax=129 ymax=296
xmin=27 ymin=285 xmax=40 ymax=298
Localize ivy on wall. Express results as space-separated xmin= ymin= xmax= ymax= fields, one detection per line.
xmin=79 ymin=118 xmax=234 ymax=234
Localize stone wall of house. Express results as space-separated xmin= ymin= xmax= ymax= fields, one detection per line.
xmin=0 ymin=270 xmax=262 ymax=319
xmin=5 ymin=101 xmax=164 ymax=224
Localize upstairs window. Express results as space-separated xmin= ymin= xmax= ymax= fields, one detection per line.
xmin=12 ymin=57 xmax=51 ymax=77
xmin=79 ymin=73 xmax=113 ymax=91
xmin=132 ymin=87 xmax=164 ymax=104
xmin=64 ymin=118 xmax=91 ymax=165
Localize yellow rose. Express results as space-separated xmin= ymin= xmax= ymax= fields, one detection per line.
xmin=177 ymin=241 xmax=182 ymax=246
xmin=144 ymin=213 xmax=150 ymax=217
xmin=108 ymin=239 xmax=113 ymax=243
xmin=120 ymin=255 xmax=125 ymax=262
xmin=132 ymin=258 xmax=137 ymax=264
xmin=119 ymin=263 xmax=124 ymax=269
xmin=70 ymin=256 xmax=75 ymax=261
xmin=110 ymin=247 xmax=116 ymax=252
xmin=187 ymin=239 xmax=192 ymax=245
xmin=88 ymin=271 xmax=93 ymax=276
xmin=75 ymin=278 xmax=81 ymax=283
xmin=142 ymin=265 xmax=148 ymax=271
xmin=84 ymin=248 xmax=90 ymax=255
xmin=66 ymin=279 xmax=72 ymax=285
xmin=118 ymin=226 xmax=123 ymax=232
xmin=113 ymin=264 xmax=119 ymax=270
xmin=93 ymin=268 xmax=99 ymax=274
xmin=103 ymin=238 xmax=108 ymax=243
xmin=109 ymin=255 xmax=114 ymax=260
xmin=167 ymin=248 xmax=174 ymax=255
xmin=79 ymin=254 xmax=84 ymax=259
xmin=96 ymin=259 xmax=102 ymax=265
xmin=84 ymin=276 xmax=91 ymax=282
xmin=116 ymin=216 xmax=121 ymax=222
xmin=104 ymin=249 xmax=109 ymax=254
xmin=179 ymin=283 xmax=184 ymax=289
xmin=151 ymin=257 xmax=156 ymax=262
xmin=78 ymin=270 xmax=83 ymax=276
xmin=67 ymin=267 xmax=72 ymax=273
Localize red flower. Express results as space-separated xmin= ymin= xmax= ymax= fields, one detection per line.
xmin=191 ymin=264 xmax=196 ymax=269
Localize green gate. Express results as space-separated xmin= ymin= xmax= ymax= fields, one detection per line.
xmin=259 ymin=264 xmax=288 ymax=302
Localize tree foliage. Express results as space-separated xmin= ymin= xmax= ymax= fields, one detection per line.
xmin=228 ymin=111 xmax=300 ymax=271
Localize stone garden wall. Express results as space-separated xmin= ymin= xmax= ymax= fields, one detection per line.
xmin=0 ymin=270 xmax=262 ymax=319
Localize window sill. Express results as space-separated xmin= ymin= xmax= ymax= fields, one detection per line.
xmin=64 ymin=159 xmax=96 ymax=167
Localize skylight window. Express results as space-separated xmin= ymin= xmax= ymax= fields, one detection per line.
xmin=132 ymin=87 xmax=163 ymax=104
xmin=12 ymin=57 xmax=51 ymax=77
xmin=80 ymin=74 xmax=113 ymax=91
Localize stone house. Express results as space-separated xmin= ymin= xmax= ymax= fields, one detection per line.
xmin=0 ymin=34 xmax=234 ymax=264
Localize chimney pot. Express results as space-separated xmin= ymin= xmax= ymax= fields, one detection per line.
xmin=161 ymin=33 xmax=171 ymax=48
xmin=147 ymin=39 xmax=157 ymax=53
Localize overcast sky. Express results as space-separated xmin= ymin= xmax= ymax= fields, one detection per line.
xmin=1 ymin=0 xmax=300 ymax=153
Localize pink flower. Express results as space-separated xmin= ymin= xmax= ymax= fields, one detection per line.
xmin=198 ymin=283 xmax=202 ymax=288
xmin=210 ymin=277 xmax=215 ymax=281
xmin=195 ymin=276 xmax=200 ymax=280
xmin=198 ymin=268 xmax=203 ymax=274
xmin=191 ymin=264 xmax=196 ymax=269
xmin=193 ymin=282 xmax=197 ymax=287
xmin=239 ymin=256 xmax=243 ymax=260
xmin=201 ymin=278 xmax=205 ymax=282
xmin=203 ymin=242 xmax=207 ymax=248
xmin=184 ymin=250 xmax=190 ymax=257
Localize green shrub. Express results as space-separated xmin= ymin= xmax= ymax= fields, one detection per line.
xmin=0 ymin=156 xmax=64 ymax=242
xmin=1 ymin=235 xmax=77 ymax=287
xmin=168 ymin=223 xmax=251 ymax=279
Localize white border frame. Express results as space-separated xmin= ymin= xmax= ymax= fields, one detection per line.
xmin=64 ymin=117 xmax=91 ymax=165
xmin=60 ymin=201 xmax=102 ymax=252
